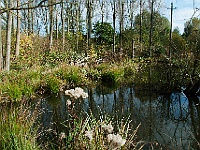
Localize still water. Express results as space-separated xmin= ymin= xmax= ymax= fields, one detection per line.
xmin=37 ymin=83 xmax=200 ymax=149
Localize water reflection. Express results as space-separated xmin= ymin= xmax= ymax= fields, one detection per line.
xmin=169 ymin=92 xmax=189 ymax=121
xmin=38 ymin=84 xmax=199 ymax=149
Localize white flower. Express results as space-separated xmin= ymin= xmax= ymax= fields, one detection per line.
xmin=66 ymin=100 xmax=71 ymax=106
xmin=107 ymin=134 xmax=114 ymax=143
xmin=75 ymin=87 xmax=84 ymax=94
xmin=85 ymin=130 xmax=93 ymax=141
xmin=65 ymin=89 xmax=75 ymax=97
xmin=81 ymin=92 xmax=88 ymax=99
xmin=102 ymin=123 xmax=114 ymax=133
xmin=65 ymin=87 xmax=88 ymax=99
xmin=64 ymin=89 xmax=70 ymax=95
xmin=107 ymin=134 xmax=126 ymax=150
xmin=59 ymin=132 xmax=66 ymax=139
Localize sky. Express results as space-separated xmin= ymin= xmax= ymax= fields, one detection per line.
xmin=162 ymin=0 xmax=200 ymax=34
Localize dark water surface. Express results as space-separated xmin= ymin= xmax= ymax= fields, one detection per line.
xmin=37 ymin=83 xmax=200 ymax=149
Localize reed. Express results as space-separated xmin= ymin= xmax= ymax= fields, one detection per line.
xmin=60 ymin=112 xmax=141 ymax=150
xmin=0 ymin=102 xmax=40 ymax=150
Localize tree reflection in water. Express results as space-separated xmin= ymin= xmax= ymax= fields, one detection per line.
xmin=39 ymin=85 xmax=199 ymax=149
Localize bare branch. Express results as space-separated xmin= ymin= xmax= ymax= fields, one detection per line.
xmin=0 ymin=0 xmax=62 ymax=14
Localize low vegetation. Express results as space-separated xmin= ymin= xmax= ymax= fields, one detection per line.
xmin=0 ymin=102 xmax=39 ymax=150
xmin=0 ymin=48 xmax=139 ymax=102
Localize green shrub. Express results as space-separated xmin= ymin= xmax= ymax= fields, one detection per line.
xmin=46 ymin=75 xmax=61 ymax=94
xmin=101 ymin=71 xmax=117 ymax=83
xmin=87 ymin=68 xmax=101 ymax=80
xmin=59 ymin=66 xmax=86 ymax=86
xmin=124 ymin=66 xmax=135 ymax=77
xmin=100 ymin=65 xmax=123 ymax=84
xmin=2 ymin=83 xmax=23 ymax=101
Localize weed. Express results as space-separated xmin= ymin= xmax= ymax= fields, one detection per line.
xmin=0 ymin=102 xmax=39 ymax=150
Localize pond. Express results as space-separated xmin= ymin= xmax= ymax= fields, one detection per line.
xmin=36 ymin=82 xmax=200 ymax=149
xmin=1 ymin=63 xmax=199 ymax=149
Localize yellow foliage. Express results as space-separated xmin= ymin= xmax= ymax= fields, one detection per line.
xmin=88 ymin=44 xmax=97 ymax=60
xmin=20 ymin=34 xmax=33 ymax=53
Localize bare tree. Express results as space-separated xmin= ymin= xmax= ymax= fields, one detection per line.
xmin=112 ymin=0 xmax=116 ymax=53
xmin=5 ymin=0 xmax=13 ymax=71
xmin=119 ymin=1 xmax=124 ymax=48
xmin=0 ymin=3 xmax=3 ymax=71
xmin=128 ymin=0 xmax=136 ymax=58
xmin=86 ymin=0 xmax=93 ymax=50
xmin=75 ymin=1 xmax=80 ymax=51
xmin=61 ymin=0 xmax=66 ymax=51
xmin=149 ymin=0 xmax=154 ymax=57
xmin=49 ymin=0 xmax=54 ymax=50
xmin=55 ymin=9 xmax=59 ymax=41
xmin=140 ymin=0 xmax=143 ymax=52
xmin=15 ymin=0 xmax=21 ymax=57
xmin=99 ymin=0 xmax=104 ymax=23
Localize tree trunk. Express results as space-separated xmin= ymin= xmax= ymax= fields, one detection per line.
xmin=87 ymin=0 xmax=92 ymax=50
xmin=113 ymin=0 xmax=116 ymax=53
xmin=100 ymin=0 xmax=104 ymax=23
xmin=140 ymin=0 xmax=143 ymax=51
xmin=149 ymin=0 xmax=154 ymax=57
xmin=15 ymin=0 xmax=21 ymax=57
xmin=5 ymin=0 xmax=13 ymax=71
xmin=28 ymin=0 xmax=32 ymax=35
xmin=49 ymin=0 xmax=54 ymax=51
xmin=61 ymin=0 xmax=65 ymax=51
xmin=56 ymin=10 xmax=59 ymax=41
xmin=76 ymin=7 xmax=80 ymax=51
xmin=119 ymin=2 xmax=124 ymax=48
xmin=0 ymin=4 xmax=3 ymax=71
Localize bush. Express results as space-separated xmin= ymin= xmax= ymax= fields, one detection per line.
xmin=100 ymin=64 xmax=124 ymax=84
xmin=45 ymin=75 xmax=61 ymax=94
xmin=3 ymin=83 xmax=23 ymax=101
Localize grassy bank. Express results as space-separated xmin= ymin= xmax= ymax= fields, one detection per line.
xmin=0 ymin=57 xmax=137 ymax=102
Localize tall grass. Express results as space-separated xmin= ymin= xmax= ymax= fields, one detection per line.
xmin=0 ymin=102 xmax=40 ymax=150
xmin=58 ymin=112 xmax=141 ymax=150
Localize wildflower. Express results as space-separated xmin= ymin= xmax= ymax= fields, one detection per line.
xmin=81 ymin=92 xmax=88 ymax=99
xmin=65 ymin=87 xmax=88 ymax=99
xmin=65 ymin=89 xmax=75 ymax=98
xmin=73 ymin=93 xmax=81 ymax=99
xmin=107 ymin=134 xmax=126 ymax=150
xmin=107 ymin=134 xmax=114 ymax=143
xmin=85 ymin=130 xmax=93 ymax=141
xmin=102 ymin=123 xmax=114 ymax=133
xmin=75 ymin=87 xmax=84 ymax=94
xmin=66 ymin=99 xmax=72 ymax=106
xmin=59 ymin=132 xmax=66 ymax=139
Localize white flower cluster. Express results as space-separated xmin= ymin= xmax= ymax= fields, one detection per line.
xmin=84 ymin=123 xmax=126 ymax=149
xmin=107 ymin=134 xmax=126 ymax=150
xmin=85 ymin=130 xmax=93 ymax=141
xmin=66 ymin=99 xmax=72 ymax=106
xmin=102 ymin=123 xmax=114 ymax=133
xmin=59 ymin=132 xmax=66 ymax=139
xmin=65 ymin=87 xmax=88 ymax=99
